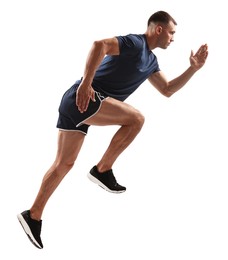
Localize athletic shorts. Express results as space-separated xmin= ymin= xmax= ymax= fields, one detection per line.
xmin=57 ymin=83 xmax=107 ymax=135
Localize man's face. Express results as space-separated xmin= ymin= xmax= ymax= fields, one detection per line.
xmin=158 ymin=21 xmax=176 ymax=49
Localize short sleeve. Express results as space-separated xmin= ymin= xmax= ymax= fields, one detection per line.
xmin=116 ymin=34 xmax=144 ymax=55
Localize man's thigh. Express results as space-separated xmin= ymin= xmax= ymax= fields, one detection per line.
xmin=83 ymin=97 xmax=142 ymax=126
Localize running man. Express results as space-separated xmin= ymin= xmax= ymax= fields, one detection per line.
xmin=17 ymin=11 xmax=208 ymax=249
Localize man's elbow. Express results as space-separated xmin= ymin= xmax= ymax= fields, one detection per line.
xmin=162 ymin=88 xmax=174 ymax=98
xmin=93 ymin=40 xmax=104 ymax=49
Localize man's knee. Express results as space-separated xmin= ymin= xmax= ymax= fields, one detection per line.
xmin=131 ymin=110 xmax=145 ymax=130
xmin=55 ymin=159 xmax=75 ymax=176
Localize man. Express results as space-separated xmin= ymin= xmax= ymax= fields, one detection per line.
xmin=17 ymin=11 xmax=208 ymax=249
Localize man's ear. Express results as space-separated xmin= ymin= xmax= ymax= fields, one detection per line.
xmin=155 ymin=25 xmax=163 ymax=34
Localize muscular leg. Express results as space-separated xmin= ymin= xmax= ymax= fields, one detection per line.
xmin=30 ymin=98 xmax=143 ymax=220
xmin=30 ymin=130 xmax=85 ymax=221
xmin=84 ymin=97 xmax=145 ymax=172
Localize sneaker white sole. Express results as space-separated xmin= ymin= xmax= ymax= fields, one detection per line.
xmin=87 ymin=173 xmax=126 ymax=194
xmin=17 ymin=213 xmax=42 ymax=249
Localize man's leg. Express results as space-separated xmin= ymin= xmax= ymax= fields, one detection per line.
xmin=30 ymin=130 xmax=85 ymax=221
xmin=17 ymin=130 xmax=85 ymax=248
xmin=84 ymin=97 xmax=145 ymax=172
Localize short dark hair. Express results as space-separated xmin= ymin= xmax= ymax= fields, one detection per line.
xmin=147 ymin=11 xmax=177 ymax=27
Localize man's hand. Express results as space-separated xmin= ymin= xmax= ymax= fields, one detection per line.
xmin=76 ymin=83 xmax=96 ymax=113
xmin=190 ymin=44 xmax=208 ymax=71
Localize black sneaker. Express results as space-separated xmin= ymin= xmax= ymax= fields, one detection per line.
xmin=88 ymin=166 xmax=126 ymax=193
xmin=17 ymin=210 xmax=43 ymax=249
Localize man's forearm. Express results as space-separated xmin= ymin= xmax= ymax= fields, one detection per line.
xmin=82 ymin=41 xmax=106 ymax=85
xmin=167 ymin=66 xmax=197 ymax=95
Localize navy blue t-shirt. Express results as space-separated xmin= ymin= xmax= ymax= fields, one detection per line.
xmin=79 ymin=34 xmax=160 ymax=101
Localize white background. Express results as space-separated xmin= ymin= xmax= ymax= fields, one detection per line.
xmin=1 ymin=0 xmax=227 ymax=259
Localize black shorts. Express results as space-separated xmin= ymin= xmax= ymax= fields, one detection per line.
xmin=57 ymin=83 xmax=107 ymax=135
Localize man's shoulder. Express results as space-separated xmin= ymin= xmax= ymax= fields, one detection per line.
xmin=116 ymin=33 xmax=145 ymax=49
xmin=117 ymin=33 xmax=144 ymax=41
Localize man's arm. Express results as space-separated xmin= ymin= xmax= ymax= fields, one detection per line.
xmin=148 ymin=44 xmax=208 ymax=97
xmin=76 ymin=37 xmax=119 ymax=113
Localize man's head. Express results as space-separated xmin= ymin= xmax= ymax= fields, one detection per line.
xmin=146 ymin=11 xmax=177 ymax=49
xmin=147 ymin=11 xmax=177 ymax=27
